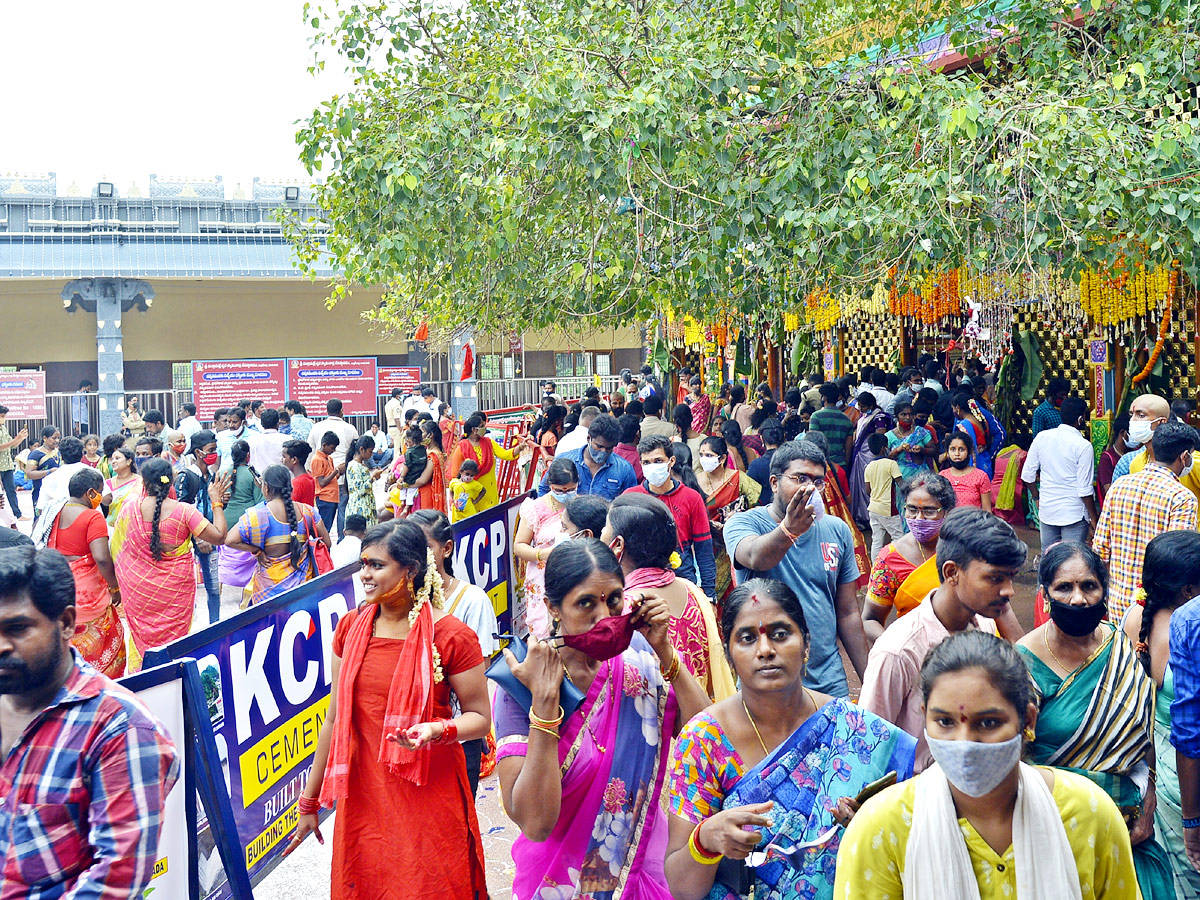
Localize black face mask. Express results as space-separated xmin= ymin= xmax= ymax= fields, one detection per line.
xmin=949 ymin=456 xmax=971 ymax=470
xmin=1048 ymin=598 xmax=1107 ymax=637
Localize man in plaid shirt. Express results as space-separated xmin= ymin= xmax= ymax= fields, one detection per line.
xmin=0 ymin=546 xmax=178 ymax=899
xmin=1094 ymin=421 xmax=1200 ymax=620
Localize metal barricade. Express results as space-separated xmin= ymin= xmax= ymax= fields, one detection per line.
xmin=476 ymin=375 xmax=623 ymax=410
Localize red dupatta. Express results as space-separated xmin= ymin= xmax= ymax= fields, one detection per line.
xmin=456 ymin=436 xmax=496 ymax=477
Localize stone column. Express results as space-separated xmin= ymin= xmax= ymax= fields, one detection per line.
xmin=450 ymin=332 xmax=477 ymax=421
xmin=61 ymin=278 xmax=154 ymax=436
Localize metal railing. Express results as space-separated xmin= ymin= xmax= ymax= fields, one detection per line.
xmin=476 ymin=375 xmax=624 ymax=410
xmin=4 ymin=389 xmax=191 ymax=442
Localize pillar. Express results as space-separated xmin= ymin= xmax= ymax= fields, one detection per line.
xmin=451 ymin=332 xmax=478 ymax=420
xmin=61 ymin=278 xmax=154 ymax=436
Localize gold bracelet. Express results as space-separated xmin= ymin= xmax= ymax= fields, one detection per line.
xmin=529 ymin=722 xmax=560 ymax=739
xmin=529 ymin=705 xmax=565 ymax=729
xmin=661 ymin=653 xmax=681 ymax=683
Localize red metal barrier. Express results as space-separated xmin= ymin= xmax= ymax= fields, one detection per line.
xmin=494 ymin=416 xmax=537 ymax=502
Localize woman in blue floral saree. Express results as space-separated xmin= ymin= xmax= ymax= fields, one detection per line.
xmin=665 ymin=578 xmax=915 ymax=900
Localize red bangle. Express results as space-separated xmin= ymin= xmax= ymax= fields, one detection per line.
xmin=297 ymin=796 xmax=321 ymax=815
xmin=438 ymin=718 xmax=459 ymax=743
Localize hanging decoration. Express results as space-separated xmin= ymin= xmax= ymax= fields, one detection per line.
xmin=1131 ymin=294 xmax=1174 ymax=384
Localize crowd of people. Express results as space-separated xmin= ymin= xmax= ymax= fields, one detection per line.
xmin=11 ymin=361 xmax=1200 ymax=900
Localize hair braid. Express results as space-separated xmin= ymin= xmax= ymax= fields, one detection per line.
xmin=281 ymin=479 xmax=302 ymax=571
xmin=149 ymin=485 xmax=167 ymax=561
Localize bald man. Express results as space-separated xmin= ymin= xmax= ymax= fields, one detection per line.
xmin=1110 ymin=393 xmax=1200 ymax=503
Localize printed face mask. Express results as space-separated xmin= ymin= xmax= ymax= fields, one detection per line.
xmin=561 ymin=613 xmax=637 ymax=661
xmin=643 ymin=462 xmax=671 ymax=486
xmin=1048 ymin=599 xmax=1107 ymax=637
xmin=926 ymin=731 xmax=1022 ymax=797
xmin=906 ymin=517 xmax=943 ymax=543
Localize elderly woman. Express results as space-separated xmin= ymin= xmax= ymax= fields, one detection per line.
xmin=666 ymin=578 xmax=915 ymax=900
xmin=837 ymin=631 xmax=1138 ymax=898
xmin=1016 ymin=541 xmax=1173 ymax=899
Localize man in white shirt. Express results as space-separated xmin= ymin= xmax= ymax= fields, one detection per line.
xmin=555 ymin=406 xmax=600 ymax=456
xmin=1022 ymin=395 xmax=1098 ymax=547
xmin=176 ymin=402 xmax=202 ymax=440
xmin=331 ymin=513 xmax=367 ymax=569
xmin=250 ymin=408 xmax=290 ymax=472
xmin=38 ymin=436 xmax=91 ymax=510
xmin=411 ymin=386 xmax=443 ymax=419
xmin=384 ymin=388 xmax=405 ymax=448
xmin=313 ymin=398 xmax=360 ymax=535
xmin=368 ymin=423 xmax=394 ymax=468
xmin=216 ymin=407 xmax=262 ymax=473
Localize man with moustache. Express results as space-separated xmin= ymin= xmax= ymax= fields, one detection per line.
xmin=858 ymin=507 xmax=1028 ymax=771
xmin=0 ymin=546 xmax=179 ymax=898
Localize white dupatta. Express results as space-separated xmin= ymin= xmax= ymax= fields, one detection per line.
xmin=903 ymin=762 xmax=1083 ymax=900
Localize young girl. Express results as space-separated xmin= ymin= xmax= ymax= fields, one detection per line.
xmin=941 ymin=432 xmax=993 ymax=512
xmin=81 ymin=435 xmax=102 ymax=468
xmin=449 ymin=459 xmax=484 ymax=523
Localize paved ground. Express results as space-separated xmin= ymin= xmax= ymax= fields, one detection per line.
xmin=8 ymin=487 xmax=1042 ymax=898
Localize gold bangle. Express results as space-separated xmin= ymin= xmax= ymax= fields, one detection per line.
xmin=529 ymin=705 xmax=565 ymax=729
xmin=661 ymin=653 xmax=681 ymax=683
xmin=529 ymin=722 xmax=560 ymax=739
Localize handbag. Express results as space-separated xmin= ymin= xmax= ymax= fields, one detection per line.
xmin=485 ymin=632 xmax=585 ymax=720
xmin=307 ymin=515 xmax=334 ymax=574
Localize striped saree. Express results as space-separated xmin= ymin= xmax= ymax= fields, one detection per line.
xmin=1019 ymin=625 xmax=1173 ymax=899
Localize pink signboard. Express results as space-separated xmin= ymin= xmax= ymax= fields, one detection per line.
xmin=378 ymin=366 xmax=422 ymax=396
xmin=191 ymin=359 xmax=286 ymax=420
xmin=288 ymin=357 xmax=378 ymax=416
xmin=0 ymin=371 xmax=46 ymax=418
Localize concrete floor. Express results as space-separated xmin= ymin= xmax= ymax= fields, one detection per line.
xmin=7 ymin=487 xmax=1042 ymax=898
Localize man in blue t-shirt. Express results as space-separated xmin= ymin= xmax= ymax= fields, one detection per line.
xmin=723 ymin=439 xmax=870 ymax=697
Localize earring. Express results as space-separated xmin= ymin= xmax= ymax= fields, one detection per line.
xmin=1023 ymin=727 xmax=1036 ymax=742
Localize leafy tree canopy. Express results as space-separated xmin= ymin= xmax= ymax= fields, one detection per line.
xmin=290 ymin=0 xmax=1200 ymax=340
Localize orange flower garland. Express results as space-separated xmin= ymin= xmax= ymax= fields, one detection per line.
xmin=1131 ymin=294 xmax=1172 ymax=384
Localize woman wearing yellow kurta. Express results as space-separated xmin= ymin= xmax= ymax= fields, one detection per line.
xmin=836 ymin=631 xmax=1138 ymax=900
xmin=446 ymin=413 xmax=525 ymax=513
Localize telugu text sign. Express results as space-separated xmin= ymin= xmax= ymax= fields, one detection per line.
xmin=287 ymin=357 xmax=378 ymax=416
xmin=377 ymin=366 xmax=422 ymax=396
xmin=192 ymin=360 xmax=287 ymax=420
xmin=144 ymin=570 xmax=356 ymax=900
xmin=0 ymin=371 xmax=46 ymax=418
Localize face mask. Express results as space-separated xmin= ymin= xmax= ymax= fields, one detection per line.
xmin=808 ymin=489 xmax=826 ymax=521
xmin=1128 ymin=420 xmax=1155 ymax=446
xmin=134 ymin=456 xmax=148 ymax=471
xmin=561 ymin=613 xmax=637 ymax=661
xmin=551 ymin=489 xmax=577 ymax=505
xmin=643 ymin=462 xmax=671 ymax=486
xmin=553 ymin=531 xmax=575 ymax=547
xmin=87 ymin=491 xmax=103 ymax=509
xmin=949 ymin=456 xmax=971 ymax=470
xmin=589 ymin=447 xmax=611 ymax=465
xmin=906 ymin=517 xmax=943 ymax=543
xmin=200 ymin=452 xmax=218 ymax=467
xmin=699 ymin=455 xmax=721 ymax=473
xmin=1183 ymin=454 xmax=1195 ymax=480
xmin=1123 ymin=436 xmax=1141 ymax=450
xmin=926 ymin=731 xmax=1022 ymax=797
xmin=1048 ymin=598 xmax=1107 ymax=637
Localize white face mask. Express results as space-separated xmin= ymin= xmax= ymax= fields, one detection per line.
xmin=1127 ymin=419 xmax=1155 ymax=446
xmin=925 ymin=731 xmax=1022 ymax=797
xmin=552 ymin=531 xmax=573 ymax=547
xmin=1182 ymin=453 xmax=1195 ymax=480
xmin=699 ymin=455 xmax=721 ymax=473
xmin=643 ymin=462 xmax=672 ymax=486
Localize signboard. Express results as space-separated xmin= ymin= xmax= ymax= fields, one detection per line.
xmin=144 ymin=570 xmax=357 ymax=900
xmin=377 ymin=365 xmax=422 ymax=396
xmin=288 ymin=357 xmax=378 ymax=416
xmin=192 ymin=360 xmax=286 ymax=420
xmin=451 ymin=493 xmax=525 ymax=638
xmin=0 ymin=370 xmax=46 ymax=418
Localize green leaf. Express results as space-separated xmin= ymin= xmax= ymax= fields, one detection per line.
xmin=403 ymin=174 xmax=418 ymax=191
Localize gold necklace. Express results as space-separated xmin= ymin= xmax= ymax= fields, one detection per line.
xmin=563 ymin=660 xmax=607 ymax=753
xmin=743 ymin=688 xmax=818 ymax=756
xmin=1043 ymin=628 xmax=1084 ymax=675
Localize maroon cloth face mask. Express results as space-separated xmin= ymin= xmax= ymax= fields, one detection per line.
xmin=561 ymin=613 xmax=637 ymax=661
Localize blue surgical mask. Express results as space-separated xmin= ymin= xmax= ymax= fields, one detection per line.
xmin=590 ymin=447 xmax=611 ymax=465
xmin=134 ymin=456 xmax=148 ymax=471
xmin=551 ymin=489 xmax=577 ymax=505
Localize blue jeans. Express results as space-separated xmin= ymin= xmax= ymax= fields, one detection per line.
xmin=1039 ymin=517 xmax=1089 ymax=550
xmin=316 ymin=498 xmax=338 ymax=532
xmin=196 ymin=547 xmax=219 ymax=624
xmin=337 ymin=490 xmax=349 ymax=538
xmin=370 ymin=449 xmax=394 ymax=469
xmin=1 ymin=470 xmax=17 ymax=518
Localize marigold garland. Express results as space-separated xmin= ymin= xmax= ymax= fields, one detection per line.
xmin=1131 ymin=295 xmax=1173 ymax=384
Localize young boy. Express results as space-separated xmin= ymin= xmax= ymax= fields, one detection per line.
xmin=283 ymin=440 xmax=316 ymax=506
xmin=449 ymin=459 xmax=484 ymax=522
xmin=391 ymin=426 xmax=428 ymax=516
xmin=863 ymin=431 xmax=904 ymax=562
xmin=311 ymin=432 xmax=344 ymax=531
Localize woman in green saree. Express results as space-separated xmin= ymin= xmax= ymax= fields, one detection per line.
xmin=1016 ymin=541 xmax=1173 ymax=900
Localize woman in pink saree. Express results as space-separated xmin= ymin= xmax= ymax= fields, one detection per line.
xmin=493 ymin=538 xmax=710 ymax=900
xmin=112 ymin=458 xmax=228 ymax=669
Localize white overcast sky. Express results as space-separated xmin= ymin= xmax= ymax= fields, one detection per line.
xmin=1 ymin=0 xmax=351 ymax=198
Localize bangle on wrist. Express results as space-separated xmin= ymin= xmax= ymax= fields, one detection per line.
xmin=661 ymin=652 xmax=681 ymax=683
xmin=529 ymin=705 xmax=565 ymax=729
xmin=529 ymin=722 xmax=559 ymax=739
xmin=688 ymin=821 xmax=722 ymax=864
xmin=1185 ymin=815 xmax=1200 ymax=830
xmin=438 ymin=718 xmax=459 ymax=743
xmin=297 ymin=795 xmax=322 ymax=815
